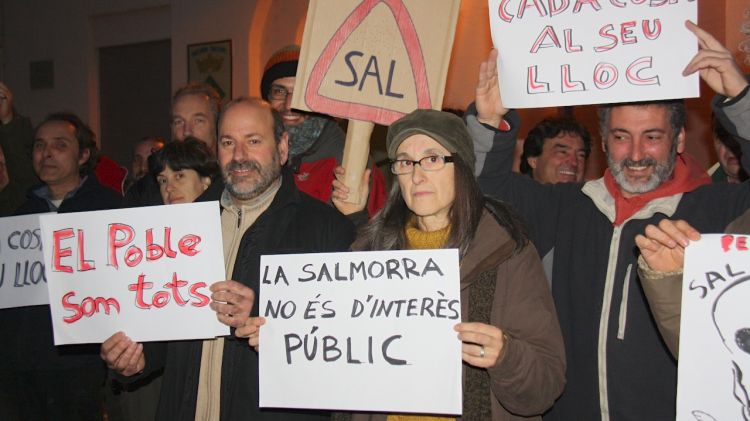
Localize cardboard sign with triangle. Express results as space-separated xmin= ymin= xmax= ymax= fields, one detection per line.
xmin=292 ymin=0 xmax=460 ymax=205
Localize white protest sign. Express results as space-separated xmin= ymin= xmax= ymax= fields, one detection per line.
xmin=678 ymin=233 xmax=750 ymax=421
xmin=259 ymin=249 xmax=462 ymax=415
xmin=0 ymin=214 xmax=49 ymax=308
xmin=488 ymin=0 xmax=698 ymax=108
xmin=39 ymin=202 xmax=229 ymax=345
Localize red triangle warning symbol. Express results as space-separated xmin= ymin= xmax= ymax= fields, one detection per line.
xmin=304 ymin=0 xmax=432 ymax=126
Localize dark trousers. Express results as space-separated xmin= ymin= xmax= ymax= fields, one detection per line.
xmin=1 ymin=367 xmax=104 ymax=421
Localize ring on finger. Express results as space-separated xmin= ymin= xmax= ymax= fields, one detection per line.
xmin=479 ymin=345 xmax=485 ymax=358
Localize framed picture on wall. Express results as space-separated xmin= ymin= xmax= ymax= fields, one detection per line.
xmin=187 ymin=40 xmax=232 ymax=102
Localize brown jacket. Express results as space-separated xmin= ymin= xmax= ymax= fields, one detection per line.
xmin=639 ymin=208 xmax=750 ymax=358
xmin=337 ymin=208 xmax=566 ymax=421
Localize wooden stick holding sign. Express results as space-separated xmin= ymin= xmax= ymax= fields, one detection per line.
xmin=342 ymin=120 xmax=374 ymax=204
xmin=292 ymin=0 xmax=460 ymax=202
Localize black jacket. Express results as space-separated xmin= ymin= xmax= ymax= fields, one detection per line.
xmin=466 ymin=107 xmax=750 ymax=421
xmin=3 ymin=175 xmax=121 ymax=372
xmin=126 ymin=169 xmax=356 ymax=420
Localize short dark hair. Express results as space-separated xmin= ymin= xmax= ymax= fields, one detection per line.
xmin=149 ymin=137 xmax=219 ymax=179
xmin=172 ymin=82 xmax=222 ymax=123
xmin=598 ymin=99 xmax=686 ymax=145
xmin=35 ymin=112 xmax=98 ymax=175
xmin=520 ymin=118 xmax=592 ymax=176
xmin=220 ymin=97 xmax=286 ymax=144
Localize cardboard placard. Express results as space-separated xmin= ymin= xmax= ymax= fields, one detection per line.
xmin=259 ymin=249 xmax=462 ymax=414
xmin=0 ymin=214 xmax=49 ymax=309
xmin=292 ymin=0 xmax=460 ymax=126
xmin=39 ymin=202 xmax=229 ymax=345
xmin=488 ymin=0 xmax=698 ymax=108
xmin=678 ymin=234 xmax=750 ymax=420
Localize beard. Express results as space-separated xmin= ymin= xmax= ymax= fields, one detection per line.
xmin=607 ymin=143 xmax=677 ymax=195
xmin=223 ymin=152 xmax=281 ymax=201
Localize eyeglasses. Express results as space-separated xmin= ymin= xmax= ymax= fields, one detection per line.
xmin=268 ymin=85 xmax=292 ymax=102
xmin=390 ymin=155 xmax=455 ymax=175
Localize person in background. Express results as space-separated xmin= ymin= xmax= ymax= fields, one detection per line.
xmin=123 ymin=82 xmax=221 ymax=207
xmin=0 ymin=82 xmax=39 ymax=212
xmin=711 ymin=116 xmax=748 ymax=184
xmin=519 ymin=118 xmax=591 ymax=184
xmin=151 ymin=137 xmax=220 ymax=205
xmin=132 ymin=137 xmax=165 ymax=180
xmin=261 ymin=45 xmax=387 ymax=216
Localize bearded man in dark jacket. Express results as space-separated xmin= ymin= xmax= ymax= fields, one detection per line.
xmin=102 ymin=97 xmax=356 ymax=420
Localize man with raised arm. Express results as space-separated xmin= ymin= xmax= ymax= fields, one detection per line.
xmin=465 ymin=22 xmax=750 ymax=421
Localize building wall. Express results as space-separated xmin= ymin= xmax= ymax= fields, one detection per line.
xmin=1 ymin=0 xmax=747 ymax=173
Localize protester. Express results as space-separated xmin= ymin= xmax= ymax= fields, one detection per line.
xmin=245 ymin=109 xmax=566 ymax=420
xmin=151 ymin=137 xmax=220 ymax=205
xmin=519 ymin=117 xmax=591 ymax=184
xmin=1 ymin=112 xmax=121 ymax=421
xmin=261 ymin=45 xmax=386 ymax=215
xmin=634 ymin=21 xmax=750 ymax=360
xmin=127 ymin=136 xmax=165 ymax=186
xmin=0 ymin=144 xmax=25 ymax=216
xmin=0 ymin=82 xmax=39 ymax=213
xmin=710 ymin=116 xmax=747 ymax=183
xmin=101 ymin=98 xmax=355 ymax=420
xmin=123 ymin=82 xmax=221 ymax=207
xmin=464 ymin=21 xmax=750 ymax=420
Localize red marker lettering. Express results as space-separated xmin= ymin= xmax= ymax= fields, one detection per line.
xmin=128 ymin=274 xmax=154 ymax=309
xmin=53 ymin=228 xmax=75 ymax=273
xmin=189 ymin=282 xmax=210 ymax=307
xmin=108 ymin=223 xmax=134 ymax=269
xmin=77 ymin=229 xmax=95 ymax=271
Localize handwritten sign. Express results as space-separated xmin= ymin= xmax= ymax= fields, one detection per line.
xmin=488 ymin=0 xmax=698 ymax=108
xmin=259 ymin=249 xmax=462 ymax=414
xmin=0 ymin=214 xmax=49 ymax=309
xmin=38 ymin=202 xmax=228 ymax=345
xmin=292 ymin=0 xmax=460 ymax=126
xmin=678 ymin=234 xmax=750 ymax=421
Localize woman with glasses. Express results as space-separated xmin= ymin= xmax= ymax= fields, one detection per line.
xmin=327 ymin=109 xmax=565 ymax=420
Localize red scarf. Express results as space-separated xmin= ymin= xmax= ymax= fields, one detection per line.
xmin=603 ymin=153 xmax=710 ymax=226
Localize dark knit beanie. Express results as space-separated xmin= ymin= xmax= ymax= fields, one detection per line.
xmin=261 ymin=45 xmax=301 ymax=100
xmin=386 ymin=109 xmax=476 ymax=173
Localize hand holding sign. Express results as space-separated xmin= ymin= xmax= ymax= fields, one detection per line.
xmin=293 ymin=0 xmax=460 ymax=203
xmin=635 ymin=219 xmax=701 ymax=273
xmin=455 ymin=322 xmax=507 ymax=369
xmin=331 ymin=165 xmax=371 ymax=215
xmin=683 ymin=21 xmax=749 ymax=99
xmin=236 ymin=316 xmax=266 ymax=351
xmin=100 ymin=331 xmax=145 ymax=377
xmin=209 ymin=280 xmax=255 ymax=328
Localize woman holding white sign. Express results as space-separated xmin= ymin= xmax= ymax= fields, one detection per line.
xmin=246 ymin=109 xmax=566 ymax=420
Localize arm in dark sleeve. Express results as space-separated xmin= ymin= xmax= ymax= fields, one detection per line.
xmin=712 ymin=78 xmax=750 ymax=171
xmin=111 ymin=340 xmax=167 ymax=384
xmin=0 ymin=114 xmax=39 ymax=192
xmin=465 ymin=104 xmax=562 ymax=253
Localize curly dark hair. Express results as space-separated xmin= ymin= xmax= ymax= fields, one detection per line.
xmin=520 ymin=118 xmax=592 ymax=176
